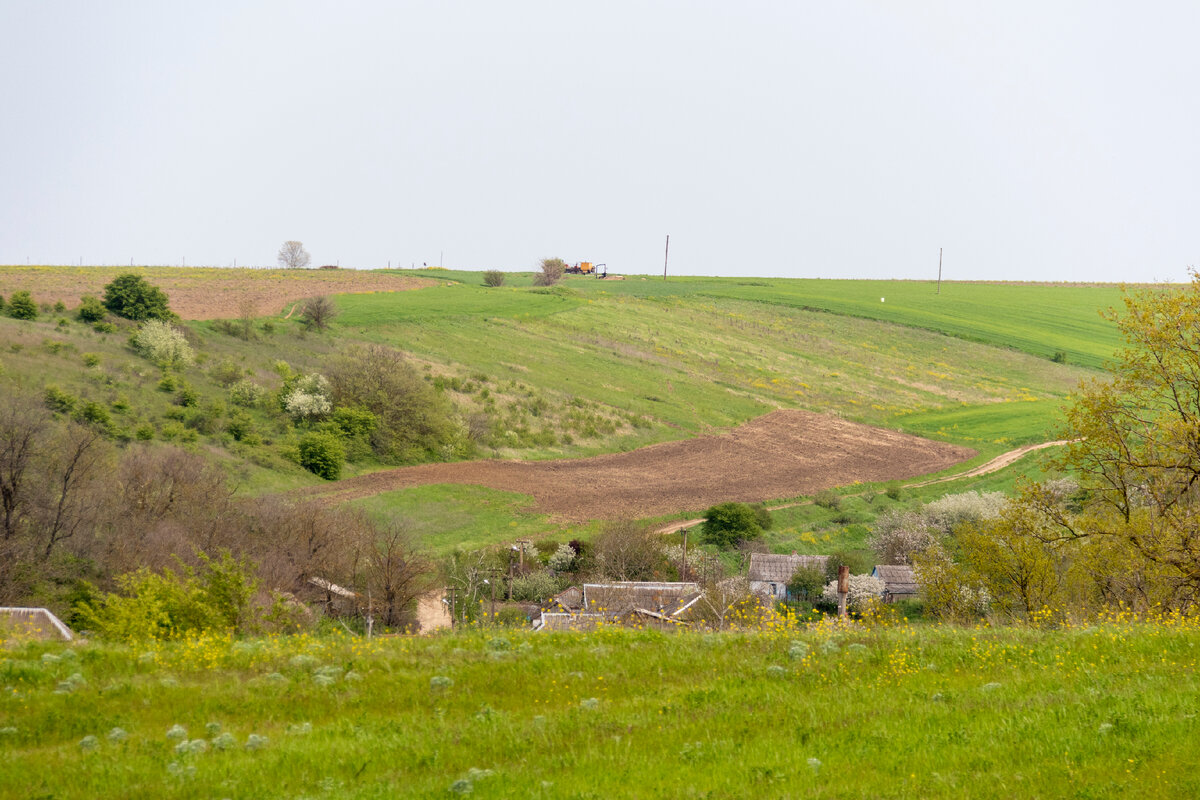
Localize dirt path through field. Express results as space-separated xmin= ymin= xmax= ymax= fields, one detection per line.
xmin=652 ymin=439 xmax=1070 ymax=535
xmin=304 ymin=409 xmax=976 ymax=522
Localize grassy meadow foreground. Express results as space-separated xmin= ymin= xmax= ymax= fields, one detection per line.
xmin=3 ymin=619 xmax=1199 ymax=799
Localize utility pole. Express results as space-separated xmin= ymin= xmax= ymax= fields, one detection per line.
xmin=936 ymin=247 xmax=943 ymax=295
xmin=837 ymin=565 xmax=849 ymax=621
xmin=663 ymin=235 xmax=670 ymax=280
xmin=681 ymin=529 xmax=688 ymax=581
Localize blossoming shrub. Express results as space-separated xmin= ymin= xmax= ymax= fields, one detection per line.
xmin=133 ymin=320 xmax=194 ymax=368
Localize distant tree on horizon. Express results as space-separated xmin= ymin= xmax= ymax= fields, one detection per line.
xmin=278 ymin=240 xmax=311 ymax=270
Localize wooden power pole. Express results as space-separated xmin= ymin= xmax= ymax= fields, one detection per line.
xmin=936 ymin=248 xmax=943 ymax=295
xmin=663 ymin=235 xmax=670 ymax=280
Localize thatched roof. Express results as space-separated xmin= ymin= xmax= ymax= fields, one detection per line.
xmin=748 ymin=553 xmax=829 ymax=584
xmin=872 ymin=565 xmax=919 ymax=597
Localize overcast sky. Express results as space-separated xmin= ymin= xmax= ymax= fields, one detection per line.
xmin=2 ymin=2 xmax=1196 ymax=281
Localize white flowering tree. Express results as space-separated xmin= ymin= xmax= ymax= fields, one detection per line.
xmin=820 ymin=574 xmax=886 ymax=612
xmin=133 ymin=320 xmax=194 ymax=368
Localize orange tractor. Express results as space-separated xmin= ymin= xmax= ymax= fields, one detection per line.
xmin=564 ymin=261 xmax=607 ymax=277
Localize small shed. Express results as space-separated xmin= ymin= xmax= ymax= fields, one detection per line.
xmin=0 ymin=607 xmax=74 ymax=641
xmin=748 ymin=553 xmax=830 ymax=601
xmin=871 ymin=565 xmax=919 ymax=602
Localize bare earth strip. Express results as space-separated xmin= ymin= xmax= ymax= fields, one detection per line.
xmin=0 ymin=266 xmax=435 ymax=319
xmin=305 ymin=410 xmax=976 ymax=522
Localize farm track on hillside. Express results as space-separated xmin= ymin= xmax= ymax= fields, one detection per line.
xmin=302 ymin=409 xmax=976 ymax=522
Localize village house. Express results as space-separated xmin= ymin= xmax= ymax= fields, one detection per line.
xmin=747 ymin=553 xmax=830 ymax=601
xmin=534 ymin=581 xmax=701 ymax=631
xmin=871 ymin=564 xmax=919 ymax=602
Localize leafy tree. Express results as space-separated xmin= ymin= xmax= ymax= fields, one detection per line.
xmin=787 ymin=563 xmax=827 ymax=602
xmin=132 ymin=320 xmax=194 ymax=367
xmin=102 ymin=274 xmax=172 ymax=321
xmin=1004 ymin=277 xmax=1200 ymax=609
xmin=278 ymin=240 xmax=311 ymax=269
xmin=701 ymin=502 xmax=763 ymax=548
xmin=7 ymin=291 xmax=37 ymax=320
xmin=326 ymin=344 xmax=457 ymax=463
xmin=533 ymin=258 xmax=566 ymax=286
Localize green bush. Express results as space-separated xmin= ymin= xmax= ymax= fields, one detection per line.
xmin=297 ymin=431 xmax=345 ymax=480
xmin=8 ymin=291 xmax=37 ymax=320
xmin=44 ymin=385 xmax=77 ymax=414
xmin=102 ymin=274 xmax=173 ymax=321
xmin=751 ymin=503 xmax=773 ymax=531
xmin=81 ymin=352 xmax=101 ymax=367
xmin=76 ymin=295 xmax=107 ymax=322
xmin=483 ymin=270 xmax=506 ymax=287
xmin=813 ymin=489 xmax=841 ymax=510
xmin=701 ymin=502 xmax=763 ymax=548
xmin=229 ymin=379 xmax=266 ymax=408
xmin=75 ymin=400 xmax=112 ymax=427
xmin=74 ymin=551 xmax=259 ymax=643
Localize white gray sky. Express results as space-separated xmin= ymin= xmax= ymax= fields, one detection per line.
xmin=2 ymin=2 xmax=1197 ymax=281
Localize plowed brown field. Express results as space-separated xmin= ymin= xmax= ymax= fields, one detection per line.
xmin=0 ymin=266 xmax=434 ymax=319
xmin=307 ymin=410 xmax=976 ymax=521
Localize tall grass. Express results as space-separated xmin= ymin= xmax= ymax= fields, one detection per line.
xmin=3 ymin=619 xmax=1198 ymax=798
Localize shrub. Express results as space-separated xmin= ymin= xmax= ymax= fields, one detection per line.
xmin=75 ymin=400 xmax=112 ymax=427
xmin=533 ymin=258 xmax=566 ymax=286
xmin=93 ymin=321 xmax=117 ymax=334
xmin=53 ymin=300 xmax=66 ymax=313
xmin=81 ymin=352 xmax=101 ymax=367
xmin=751 ymin=503 xmax=773 ymax=531
xmin=283 ymin=374 xmax=332 ymax=422
xmin=44 ymin=385 xmax=78 ymax=414
xmin=547 ymin=543 xmax=577 ymax=572
xmin=299 ymin=296 xmax=338 ymax=331
xmin=813 ymin=489 xmax=841 ymax=510
xmin=787 ymin=564 xmax=827 ymax=601
xmin=330 ymin=406 xmax=378 ymax=438
xmin=76 ymin=295 xmax=107 ymax=322
xmin=176 ymin=385 xmax=199 ymax=408
xmin=509 ymin=570 xmax=564 ymax=602
xmin=885 ymin=483 xmax=903 ymax=501
xmin=229 ymin=379 xmax=266 ymax=408
xmin=701 ymin=502 xmax=763 ymax=548
xmin=102 ymin=274 xmax=172 ymax=321
xmin=210 ymin=359 xmax=243 ymax=387
xmin=8 ymin=291 xmax=37 ymax=320
xmin=225 ymin=412 xmax=255 ymax=442
xmin=74 ymin=552 xmax=259 ymax=642
xmin=133 ymin=320 xmax=194 ymax=367
xmin=297 ymin=432 xmax=345 ymax=480
xmin=482 ymin=270 xmax=506 ymax=287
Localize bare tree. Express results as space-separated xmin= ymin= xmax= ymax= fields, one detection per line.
xmin=278 ymin=240 xmax=311 ymax=270
xmin=355 ymin=517 xmax=433 ymax=629
xmin=0 ymin=393 xmax=49 ymax=541
xmin=592 ymin=520 xmax=665 ymax=581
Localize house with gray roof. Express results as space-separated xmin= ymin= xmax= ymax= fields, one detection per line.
xmin=534 ymin=582 xmax=701 ymax=631
xmin=871 ymin=565 xmax=919 ymax=602
xmin=748 ymin=553 xmax=829 ymax=601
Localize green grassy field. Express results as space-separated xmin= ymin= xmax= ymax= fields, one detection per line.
xmin=3 ymin=619 xmax=1198 ymax=799
xmin=0 ymin=267 xmax=1129 ymax=559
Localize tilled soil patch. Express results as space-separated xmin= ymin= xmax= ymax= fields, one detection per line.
xmin=0 ymin=266 xmax=434 ymax=319
xmin=306 ymin=410 xmax=976 ymax=521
